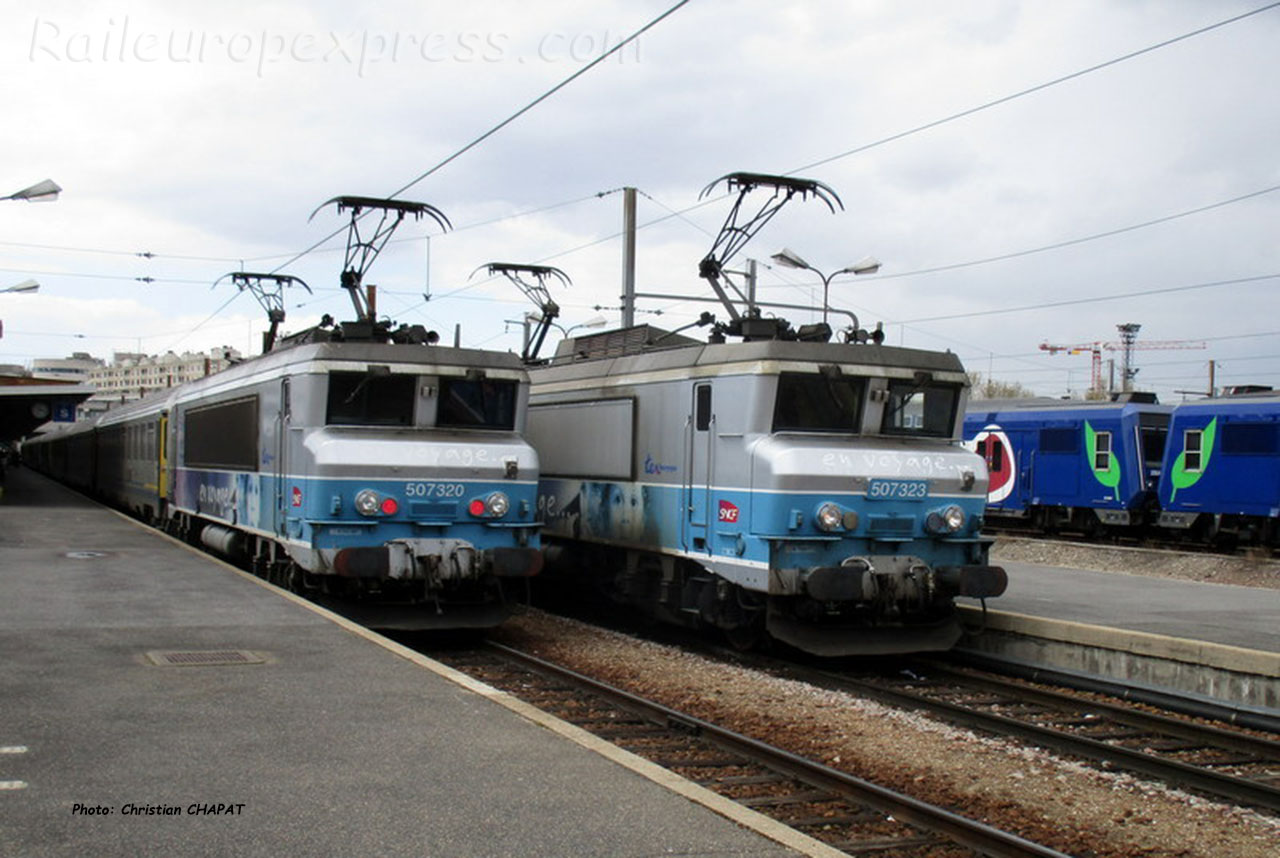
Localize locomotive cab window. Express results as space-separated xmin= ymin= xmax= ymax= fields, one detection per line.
xmin=773 ymin=372 xmax=864 ymax=433
xmin=327 ymin=371 xmax=416 ymax=426
xmin=880 ymin=379 xmax=958 ymax=437
xmin=1139 ymin=417 xmax=1169 ymax=468
xmin=1093 ymin=431 xmax=1113 ymax=470
xmin=437 ymin=377 xmax=517 ymax=430
xmin=1183 ymin=428 xmax=1205 ymax=472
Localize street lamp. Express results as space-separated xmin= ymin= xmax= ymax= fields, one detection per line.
xmin=3 ymin=179 xmax=62 ymax=203
xmin=2 ymin=279 xmax=40 ymax=294
xmin=561 ymin=315 xmax=608 ymax=337
xmin=770 ymin=247 xmax=880 ymax=325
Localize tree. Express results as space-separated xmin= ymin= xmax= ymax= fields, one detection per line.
xmin=966 ymin=372 xmax=1036 ymax=400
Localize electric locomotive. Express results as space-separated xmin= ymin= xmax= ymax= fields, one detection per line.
xmin=524 ymin=174 xmax=1006 ymax=655
xmin=24 ymin=196 xmax=543 ymax=628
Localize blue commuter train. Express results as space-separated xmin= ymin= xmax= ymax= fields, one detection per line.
xmin=1156 ymin=392 xmax=1280 ymax=547
xmin=963 ymin=396 xmax=1171 ymax=536
xmin=963 ymin=392 xmax=1280 ymax=548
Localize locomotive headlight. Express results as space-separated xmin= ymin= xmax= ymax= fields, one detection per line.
xmin=926 ymin=504 xmax=966 ymax=534
xmin=815 ymin=503 xmax=845 ymax=532
xmin=486 ymin=492 xmax=510 ymax=518
xmin=355 ymin=489 xmax=399 ymax=517
xmin=468 ymin=492 xmax=510 ymax=518
xmin=355 ymin=489 xmax=382 ymax=516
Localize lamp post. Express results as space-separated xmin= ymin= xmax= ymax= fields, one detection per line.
xmin=770 ymin=247 xmax=880 ymax=325
xmin=560 ymin=315 xmax=608 ymax=337
xmin=2 ymin=280 xmax=40 ymax=294
xmin=3 ymin=179 xmax=62 ymax=203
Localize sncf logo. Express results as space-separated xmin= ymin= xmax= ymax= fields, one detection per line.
xmin=718 ymin=500 xmax=740 ymax=523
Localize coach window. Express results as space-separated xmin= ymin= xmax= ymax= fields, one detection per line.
xmin=1039 ymin=427 xmax=1079 ymax=453
xmin=1221 ymin=422 xmax=1278 ymax=455
xmin=1093 ymin=431 xmax=1112 ymax=470
xmin=1184 ymin=429 xmax=1204 ymax=472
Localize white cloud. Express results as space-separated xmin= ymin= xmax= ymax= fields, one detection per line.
xmin=1 ymin=0 xmax=1277 ymax=398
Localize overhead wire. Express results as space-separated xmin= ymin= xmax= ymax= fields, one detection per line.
xmin=15 ymin=2 xmax=1279 ymax=360
xmin=266 ymin=0 xmax=693 ymax=278
xmin=899 ymin=273 xmax=1280 ymax=324
xmin=790 ymin=1 xmax=1280 ymax=174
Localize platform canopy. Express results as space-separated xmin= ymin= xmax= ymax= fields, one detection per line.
xmin=0 ymin=381 xmax=94 ymax=443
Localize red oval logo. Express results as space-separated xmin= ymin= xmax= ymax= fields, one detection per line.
xmin=971 ymin=425 xmax=1015 ymax=503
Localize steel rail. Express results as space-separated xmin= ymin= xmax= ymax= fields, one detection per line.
xmin=812 ymin=663 xmax=1280 ymax=813
xmin=486 ymin=642 xmax=1072 ymax=858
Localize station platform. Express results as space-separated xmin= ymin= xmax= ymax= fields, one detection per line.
xmin=957 ymin=553 xmax=1280 ymax=715
xmin=0 ymin=467 xmax=818 ymax=858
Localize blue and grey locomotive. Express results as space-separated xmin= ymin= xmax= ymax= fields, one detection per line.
xmin=524 ymin=174 xmax=1007 ymax=655
xmin=24 ymin=197 xmax=542 ymax=628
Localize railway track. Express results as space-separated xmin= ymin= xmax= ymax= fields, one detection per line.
xmin=432 ymin=641 xmax=1072 ymax=858
xmin=749 ymin=653 xmax=1280 ymax=815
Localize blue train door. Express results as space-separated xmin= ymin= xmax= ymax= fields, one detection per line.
xmin=685 ymin=382 xmax=713 ymax=553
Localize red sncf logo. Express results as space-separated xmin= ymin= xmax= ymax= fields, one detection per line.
xmin=718 ymin=500 xmax=740 ymax=523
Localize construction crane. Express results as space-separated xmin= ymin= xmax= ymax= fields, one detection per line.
xmin=1039 ymin=323 xmax=1205 ymax=395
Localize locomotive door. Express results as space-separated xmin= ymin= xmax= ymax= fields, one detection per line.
xmin=273 ymin=377 xmax=291 ymax=536
xmin=684 ymin=383 xmax=713 ymax=553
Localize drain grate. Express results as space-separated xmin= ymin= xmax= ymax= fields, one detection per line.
xmin=145 ymin=650 xmax=266 ymax=667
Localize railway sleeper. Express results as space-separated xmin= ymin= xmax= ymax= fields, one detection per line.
xmin=738 ymin=790 xmax=842 ymax=808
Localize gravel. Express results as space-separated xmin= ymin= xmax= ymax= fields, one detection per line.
xmin=493 ymin=609 xmax=1280 ymax=858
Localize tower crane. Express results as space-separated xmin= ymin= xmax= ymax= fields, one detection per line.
xmin=1039 ymin=323 xmax=1205 ymax=395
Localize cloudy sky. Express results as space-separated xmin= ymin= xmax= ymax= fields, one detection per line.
xmin=2 ymin=0 xmax=1277 ymax=400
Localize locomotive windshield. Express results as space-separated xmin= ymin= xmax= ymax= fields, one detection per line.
xmin=1139 ymin=414 xmax=1170 ymax=468
xmin=881 ymin=379 xmax=960 ymax=437
xmin=772 ymin=372 xmax=865 ymax=432
xmin=437 ymin=377 xmax=518 ymax=430
xmin=327 ymin=371 xmax=416 ymax=426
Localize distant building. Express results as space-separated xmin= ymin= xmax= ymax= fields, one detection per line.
xmin=31 ymin=352 xmax=104 ymax=383
xmin=80 ymin=347 xmax=242 ymax=417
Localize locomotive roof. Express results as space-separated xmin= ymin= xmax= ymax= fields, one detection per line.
xmin=537 ymin=325 xmax=966 ymax=385
xmin=966 ymin=397 xmax=1173 ymax=423
xmin=1168 ymin=392 xmax=1280 ymax=411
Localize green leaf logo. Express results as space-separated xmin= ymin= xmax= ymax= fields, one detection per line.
xmin=1168 ymin=417 xmax=1216 ymax=504
xmin=1084 ymin=421 xmax=1121 ymax=501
